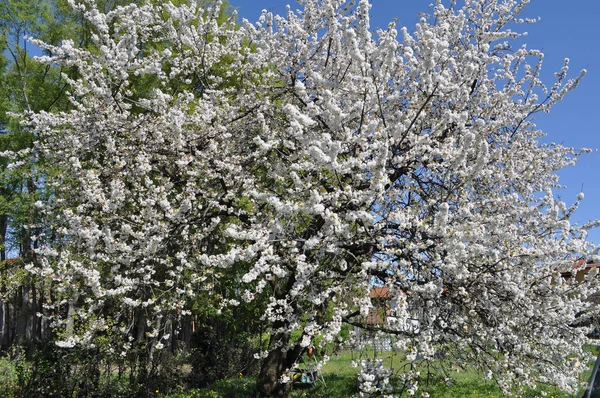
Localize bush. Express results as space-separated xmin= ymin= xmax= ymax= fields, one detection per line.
xmin=0 ymin=344 xmax=102 ymax=397
xmin=189 ymin=325 xmax=260 ymax=388
xmin=0 ymin=342 xmax=192 ymax=398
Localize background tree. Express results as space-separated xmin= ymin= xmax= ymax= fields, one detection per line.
xmin=23 ymin=0 xmax=599 ymax=397
xmin=0 ymin=0 xmax=74 ymax=350
xmin=0 ymin=0 xmax=152 ymax=264
xmin=1 ymin=0 xmax=269 ymax=395
xmin=0 ymin=0 xmax=255 ymax=389
xmin=9 ymin=0 xmax=267 ymax=393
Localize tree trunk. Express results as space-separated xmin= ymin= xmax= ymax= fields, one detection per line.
xmin=21 ymin=226 xmax=32 ymax=260
xmin=136 ymin=311 xmax=146 ymax=343
xmin=22 ymin=179 xmax=36 ymax=261
xmin=256 ymin=323 xmax=306 ymax=397
xmin=0 ymin=251 xmax=7 ymax=349
xmin=9 ymin=300 xmax=15 ymax=347
xmin=256 ymin=276 xmax=308 ymax=397
xmin=31 ymin=283 xmax=38 ymax=343
xmin=15 ymin=284 xmax=28 ymax=345
xmin=36 ymin=286 xmax=44 ymax=341
xmin=182 ymin=316 xmax=192 ymax=350
xmin=23 ymin=282 xmax=30 ymax=344
xmin=0 ymin=214 xmax=7 ymax=261
xmin=65 ymin=292 xmax=79 ymax=340
xmin=0 ymin=301 xmax=5 ymax=350
xmin=257 ymin=328 xmax=292 ymax=398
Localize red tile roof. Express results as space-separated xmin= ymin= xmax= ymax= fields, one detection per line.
xmin=370 ymin=286 xmax=391 ymax=299
xmin=561 ymin=259 xmax=600 ymax=280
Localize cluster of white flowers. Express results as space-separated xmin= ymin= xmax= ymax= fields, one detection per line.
xmin=357 ymin=359 xmax=394 ymax=397
xmin=19 ymin=0 xmax=599 ymax=393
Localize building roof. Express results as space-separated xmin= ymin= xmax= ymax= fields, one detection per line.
xmin=561 ymin=259 xmax=600 ymax=281
xmin=370 ymin=286 xmax=391 ymax=299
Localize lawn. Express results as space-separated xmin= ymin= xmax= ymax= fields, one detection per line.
xmin=167 ymin=348 xmax=589 ymax=397
xmin=0 ymin=347 xmax=591 ymax=397
xmin=164 ymin=372 xmax=579 ymax=398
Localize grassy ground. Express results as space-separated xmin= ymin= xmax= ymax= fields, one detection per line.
xmin=167 ymin=372 xmax=578 ymax=398
xmin=168 ymin=348 xmax=587 ymax=397
xmin=0 ymin=347 xmax=591 ymax=397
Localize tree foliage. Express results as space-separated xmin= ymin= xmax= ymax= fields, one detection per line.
xmin=19 ymin=0 xmax=599 ymax=396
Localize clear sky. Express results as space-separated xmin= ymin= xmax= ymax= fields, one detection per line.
xmin=228 ymin=0 xmax=600 ymax=245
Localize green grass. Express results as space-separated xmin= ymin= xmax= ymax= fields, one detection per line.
xmin=165 ymin=378 xmax=257 ymax=398
xmin=315 ymin=349 xmax=580 ymax=397
xmin=290 ymin=374 xmax=356 ymax=398
xmin=0 ymin=346 xmax=591 ymax=397
xmin=319 ymin=348 xmax=400 ymax=376
xmin=163 ymin=349 xmax=586 ymax=398
xmin=415 ymin=371 xmax=575 ymax=398
xmin=163 ymin=372 xmax=579 ymax=398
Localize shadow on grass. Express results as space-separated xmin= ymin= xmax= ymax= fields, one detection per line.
xmin=290 ymin=374 xmax=357 ymax=397
xmin=418 ymin=372 xmax=580 ymax=398
xmin=166 ymin=378 xmax=257 ymax=398
xmin=164 ymin=361 xmax=589 ymax=398
xmin=167 ymin=374 xmax=358 ymax=398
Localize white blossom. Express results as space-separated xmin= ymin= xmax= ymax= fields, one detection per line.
xmin=22 ymin=0 xmax=599 ymax=394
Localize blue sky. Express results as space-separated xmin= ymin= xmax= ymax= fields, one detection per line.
xmin=229 ymin=0 xmax=600 ymax=244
